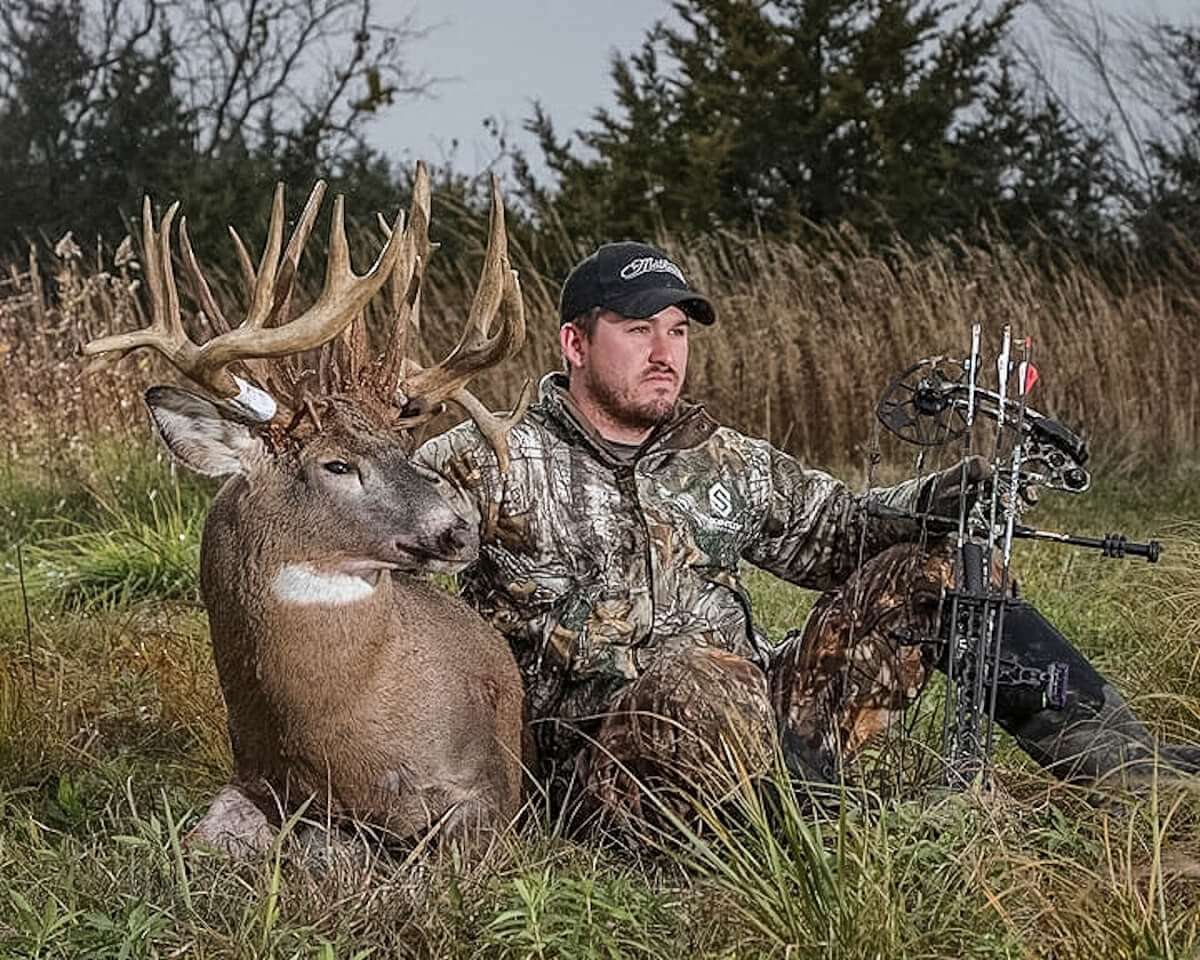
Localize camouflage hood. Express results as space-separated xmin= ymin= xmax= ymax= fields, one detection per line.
xmin=415 ymin=373 xmax=927 ymax=725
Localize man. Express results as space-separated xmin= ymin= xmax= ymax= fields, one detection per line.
xmin=416 ymin=241 xmax=1198 ymax=826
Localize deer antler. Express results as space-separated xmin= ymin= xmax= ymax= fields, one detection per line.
xmin=83 ymin=183 xmax=405 ymax=417
xmin=445 ymin=379 xmax=534 ymax=475
xmin=374 ymin=163 xmax=431 ymax=403
xmin=402 ymin=174 xmax=526 ymax=407
xmin=373 ymin=166 xmax=531 ymax=472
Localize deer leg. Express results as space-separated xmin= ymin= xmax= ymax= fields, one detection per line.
xmin=185 ymin=783 xmax=276 ymax=857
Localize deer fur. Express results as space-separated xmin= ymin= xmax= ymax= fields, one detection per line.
xmin=152 ymin=388 xmax=524 ymax=854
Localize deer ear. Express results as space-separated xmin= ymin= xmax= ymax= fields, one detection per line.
xmin=144 ymin=385 xmax=266 ymax=477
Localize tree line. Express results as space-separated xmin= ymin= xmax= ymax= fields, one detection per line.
xmin=2 ymin=0 xmax=1198 ymax=276
xmin=0 ymin=0 xmax=430 ymax=267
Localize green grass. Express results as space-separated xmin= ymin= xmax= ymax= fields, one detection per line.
xmin=1 ymin=444 xmax=209 ymax=611
xmin=1 ymin=447 xmax=1199 ymax=957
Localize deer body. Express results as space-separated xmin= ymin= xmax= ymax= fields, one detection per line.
xmin=86 ymin=170 xmax=531 ymax=855
xmin=205 ymin=530 xmax=522 ymax=836
xmin=136 ymin=386 xmax=525 ymax=851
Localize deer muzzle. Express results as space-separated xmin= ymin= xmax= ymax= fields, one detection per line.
xmin=389 ymin=512 xmax=479 ymax=573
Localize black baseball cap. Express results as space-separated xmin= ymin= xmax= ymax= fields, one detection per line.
xmin=558 ymin=241 xmax=716 ymax=326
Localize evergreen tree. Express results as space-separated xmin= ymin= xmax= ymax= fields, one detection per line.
xmin=1136 ymin=25 xmax=1200 ymax=257
xmin=0 ymin=1 xmax=109 ymax=250
xmin=517 ymin=0 xmax=1111 ymax=248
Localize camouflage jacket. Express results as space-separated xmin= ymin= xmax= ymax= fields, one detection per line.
xmin=414 ymin=373 xmax=928 ymax=725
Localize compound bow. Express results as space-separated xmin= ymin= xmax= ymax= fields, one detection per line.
xmin=867 ymin=323 xmax=1161 ymax=787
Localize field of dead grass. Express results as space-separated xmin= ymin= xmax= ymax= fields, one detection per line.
xmin=4 ymin=220 xmax=1200 ymax=467
xmin=1 ymin=225 xmax=1199 ymax=957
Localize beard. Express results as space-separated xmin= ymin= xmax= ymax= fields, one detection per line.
xmin=583 ymin=367 xmax=677 ymax=431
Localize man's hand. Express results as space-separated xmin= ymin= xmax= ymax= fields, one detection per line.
xmin=917 ymin=455 xmax=993 ymax=520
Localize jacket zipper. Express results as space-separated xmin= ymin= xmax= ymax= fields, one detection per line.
xmin=624 ymin=407 xmax=708 ymax=656
xmin=615 ymin=463 xmax=656 ymax=657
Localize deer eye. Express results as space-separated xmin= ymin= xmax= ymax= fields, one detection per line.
xmin=323 ymin=460 xmax=353 ymax=476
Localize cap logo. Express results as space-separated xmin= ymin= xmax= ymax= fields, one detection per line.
xmin=619 ymin=256 xmax=686 ymax=285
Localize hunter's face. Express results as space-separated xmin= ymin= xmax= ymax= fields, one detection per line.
xmin=564 ymin=306 xmax=690 ymax=431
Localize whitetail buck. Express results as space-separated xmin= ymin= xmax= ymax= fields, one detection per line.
xmin=83 ymin=167 xmax=529 ymax=854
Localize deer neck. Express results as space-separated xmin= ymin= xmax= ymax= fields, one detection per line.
xmin=201 ymin=477 xmax=392 ymax=652
xmin=199 ymin=478 xmax=413 ymax=754
xmin=267 ymin=561 xmax=383 ymax=607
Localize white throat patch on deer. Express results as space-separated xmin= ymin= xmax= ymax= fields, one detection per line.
xmin=270 ymin=563 xmax=380 ymax=606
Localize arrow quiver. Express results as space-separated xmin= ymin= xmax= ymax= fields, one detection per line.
xmin=871 ymin=324 xmax=1161 ymax=788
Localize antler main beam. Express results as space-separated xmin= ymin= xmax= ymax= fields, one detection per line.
xmin=370 ymin=166 xmax=530 ymax=471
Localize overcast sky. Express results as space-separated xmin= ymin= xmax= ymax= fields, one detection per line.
xmin=368 ymin=0 xmax=1199 ymax=178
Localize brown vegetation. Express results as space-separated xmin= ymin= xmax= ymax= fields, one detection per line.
xmin=3 ymin=223 xmax=1199 ymax=475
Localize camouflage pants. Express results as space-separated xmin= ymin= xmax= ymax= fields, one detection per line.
xmin=551 ymin=542 xmax=955 ymax=829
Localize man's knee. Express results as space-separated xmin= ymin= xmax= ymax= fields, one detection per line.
xmin=622 ymin=644 xmax=774 ymax=751
xmin=643 ymin=643 xmax=768 ymax=696
xmin=586 ymin=644 xmax=775 ymax=794
xmin=765 ymin=544 xmax=955 ymax=777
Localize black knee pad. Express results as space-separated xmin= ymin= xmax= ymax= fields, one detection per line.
xmin=998 ymin=601 xmax=1105 ymax=705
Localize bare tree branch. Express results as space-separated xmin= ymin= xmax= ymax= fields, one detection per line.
xmin=204 ymin=0 xmax=262 ymax=155
xmin=166 ymin=0 xmax=432 ymax=162
xmin=0 ymin=0 xmax=436 ymax=173
xmin=1024 ymin=0 xmax=1158 ymax=191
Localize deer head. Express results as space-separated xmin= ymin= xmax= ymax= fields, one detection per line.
xmin=84 ymin=165 xmax=530 ymax=577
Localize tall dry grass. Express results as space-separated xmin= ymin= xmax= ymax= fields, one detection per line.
xmin=672 ymin=231 xmax=1200 ymax=468
xmin=2 ymin=219 xmax=1198 ymax=472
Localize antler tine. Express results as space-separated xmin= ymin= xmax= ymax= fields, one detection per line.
xmin=403 ymin=174 xmax=525 ymax=405
xmin=83 ymin=198 xmax=200 ymax=375
xmin=242 ymin=183 xmax=287 ymax=330
xmin=228 ymin=225 xmax=257 ymax=293
xmin=447 ymin=378 xmax=534 ymax=476
xmin=179 ymin=216 xmax=230 ymax=335
xmin=469 ymin=173 xmax=511 ymax=339
xmin=334 ymin=309 xmax=369 ymax=390
xmin=269 ymin=181 xmax=328 ymax=329
xmin=407 ymin=161 xmax=433 ymax=341
xmin=142 ymin=195 xmax=167 ymax=330
xmin=249 ymin=182 xmax=328 ymax=397
xmin=376 ymin=161 xmax=430 ymax=399
xmin=180 ymin=214 xmax=277 ymax=386
xmin=231 ymin=181 xmax=327 ymax=334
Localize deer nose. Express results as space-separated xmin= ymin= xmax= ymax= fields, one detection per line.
xmin=435 ymin=518 xmax=476 ymax=558
xmin=402 ymin=515 xmax=477 ymax=563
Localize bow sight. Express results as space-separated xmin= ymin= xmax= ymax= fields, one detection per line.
xmin=871 ymin=324 xmax=1162 ymax=786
